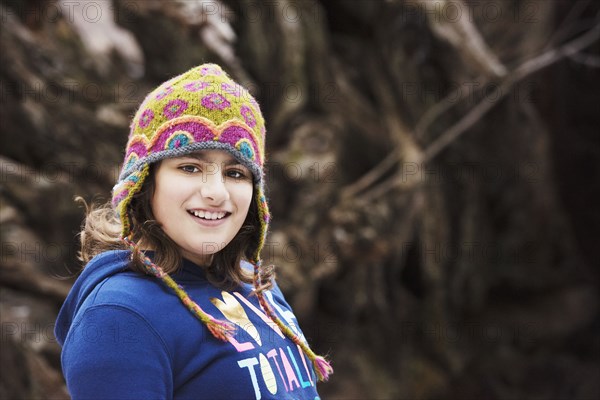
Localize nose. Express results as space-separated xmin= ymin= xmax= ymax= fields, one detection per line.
xmin=199 ymin=164 xmax=230 ymax=204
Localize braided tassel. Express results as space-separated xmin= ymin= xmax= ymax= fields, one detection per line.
xmin=312 ymin=355 xmax=334 ymax=382
xmin=252 ymin=261 xmax=333 ymax=381
xmin=122 ymin=237 xmax=236 ymax=342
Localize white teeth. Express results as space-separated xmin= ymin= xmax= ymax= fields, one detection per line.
xmin=193 ymin=210 xmax=204 ymax=218
xmin=190 ymin=210 xmax=226 ymax=220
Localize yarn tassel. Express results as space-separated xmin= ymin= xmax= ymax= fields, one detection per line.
xmin=203 ymin=314 xmax=237 ymax=342
xmin=312 ymin=355 xmax=333 ymax=382
xmin=121 ymin=236 xmax=236 ymax=342
xmin=252 ymin=260 xmax=333 ymax=382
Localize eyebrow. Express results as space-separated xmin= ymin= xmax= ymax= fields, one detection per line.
xmin=181 ymin=153 xmax=243 ymax=166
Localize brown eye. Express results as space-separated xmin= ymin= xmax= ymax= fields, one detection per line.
xmin=180 ymin=165 xmax=200 ymax=173
xmin=226 ymin=169 xmax=247 ymax=179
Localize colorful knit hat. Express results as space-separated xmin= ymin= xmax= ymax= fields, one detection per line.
xmin=111 ymin=64 xmax=332 ymax=381
xmin=112 ymin=63 xmax=269 ymax=258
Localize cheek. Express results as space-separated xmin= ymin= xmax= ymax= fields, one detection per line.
xmin=245 ymin=191 xmax=254 ymax=212
xmin=151 ymin=180 xmax=180 ymax=221
xmin=150 ymin=189 xmax=165 ymax=224
xmin=238 ymin=186 xmax=254 ymax=214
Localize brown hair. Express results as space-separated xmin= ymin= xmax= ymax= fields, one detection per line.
xmin=79 ymin=163 xmax=272 ymax=290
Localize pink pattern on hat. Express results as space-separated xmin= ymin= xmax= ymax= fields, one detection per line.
xmin=201 ymin=93 xmax=231 ymax=110
xmin=240 ymin=105 xmax=257 ymax=128
xmin=138 ymin=109 xmax=154 ymax=129
xmin=163 ymin=99 xmax=189 ymax=119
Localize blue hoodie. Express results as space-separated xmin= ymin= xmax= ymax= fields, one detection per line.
xmin=55 ymin=250 xmax=321 ymax=400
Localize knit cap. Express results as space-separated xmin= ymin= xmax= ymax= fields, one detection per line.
xmin=111 ymin=64 xmax=332 ymax=381
xmin=112 ymin=63 xmax=269 ymax=262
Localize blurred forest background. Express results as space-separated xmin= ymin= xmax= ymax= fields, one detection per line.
xmin=1 ymin=0 xmax=599 ymax=399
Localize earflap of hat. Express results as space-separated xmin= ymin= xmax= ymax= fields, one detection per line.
xmin=112 ymin=163 xmax=151 ymax=238
xmin=251 ymin=181 xmax=270 ymax=265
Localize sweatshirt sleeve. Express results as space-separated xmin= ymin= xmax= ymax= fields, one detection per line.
xmin=61 ymin=305 xmax=173 ymax=400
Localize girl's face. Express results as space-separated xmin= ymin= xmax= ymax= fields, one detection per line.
xmin=151 ymin=150 xmax=254 ymax=266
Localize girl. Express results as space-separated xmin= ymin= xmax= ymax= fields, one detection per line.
xmin=55 ymin=63 xmax=332 ymax=399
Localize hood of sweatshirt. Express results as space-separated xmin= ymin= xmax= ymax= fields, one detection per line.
xmin=55 ymin=249 xmax=261 ymax=347
xmin=54 ymin=250 xmax=131 ymax=346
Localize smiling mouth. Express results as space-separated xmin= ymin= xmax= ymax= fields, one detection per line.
xmin=187 ymin=210 xmax=231 ymax=221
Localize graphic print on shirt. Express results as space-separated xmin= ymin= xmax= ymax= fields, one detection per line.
xmin=210 ymin=291 xmax=318 ymax=400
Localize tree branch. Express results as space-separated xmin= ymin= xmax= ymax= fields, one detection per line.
xmin=339 ymin=21 xmax=600 ymax=204
xmin=411 ymin=0 xmax=507 ymax=78
xmin=423 ymin=21 xmax=600 ymax=162
xmin=415 ymin=73 xmax=488 ymax=139
xmin=569 ymin=52 xmax=600 ymax=67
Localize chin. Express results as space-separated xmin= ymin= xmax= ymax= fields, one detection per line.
xmin=188 ymin=241 xmax=225 ymax=256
